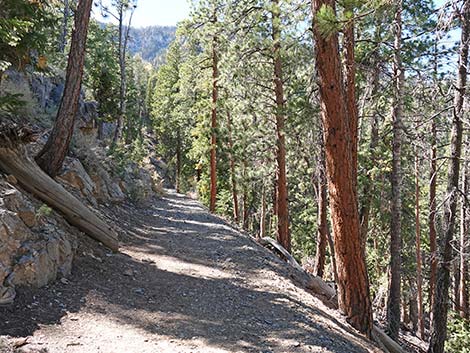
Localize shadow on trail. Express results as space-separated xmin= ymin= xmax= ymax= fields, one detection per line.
xmin=0 ymin=191 xmax=370 ymax=353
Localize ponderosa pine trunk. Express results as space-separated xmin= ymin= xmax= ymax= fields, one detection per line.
xmin=387 ymin=0 xmax=404 ymax=340
xmin=428 ymin=2 xmax=469 ymax=352
xmin=260 ymin=187 xmax=266 ymax=239
xmin=36 ymin=0 xmax=93 ymax=177
xmin=314 ymin=138 xmax=328 ymax=278
xmin=415 ymin=152 xmax=425 ymax=339
xmin=311 ymin=0 xmax=373 ymax=336
xmin=272 ymin=0 xmax=290 ymax=252
xmin=209 ymin=10 xmax=218 ymax=213
xmin=227 ymin=111 xmax=239 ymax=222
xmin=343 ymin=2 xmax=358 ymax=194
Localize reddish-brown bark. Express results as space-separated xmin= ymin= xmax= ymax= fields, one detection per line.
xmin=314 ymin=142 xmax=328 ymax=278
xmin=227 ymin=112 xmax=239 ymax=222
xmin=36 ymin=0 xmax=93 ymax=177
xmin=343 ymin=8 xmax=358 ymax=194
xmin=311 ymin=0 xmax=373 ymax=336
xmin=272 ymin=0 xmax=290 ymax=252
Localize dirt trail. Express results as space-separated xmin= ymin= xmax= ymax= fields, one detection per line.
xmin=1 ymin=190 xmax=381 ymax=353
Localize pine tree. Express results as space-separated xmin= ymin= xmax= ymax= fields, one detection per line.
xmin=36 ymin=0 xmax=94 ymax=176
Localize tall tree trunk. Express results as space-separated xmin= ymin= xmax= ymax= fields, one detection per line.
xmin=314 ymin=139 xmax=328 ymax=278
xmin=227 ymin=112 xmax=239 ymax=222
xmin=429 ymin=103 xmax=438 ymax=315
xmin=113 ymin=6 xmax=125 ymax=145
xmin=58 ymin=0 xmax=70 ymax=53
xmin=209 ymin=11 xmax=218 ymax=213
xmin=272 ymin=0 xmax=290 ymax=252
xmin=387 ymin=0 xmax=404 ymax=340
xmin=428 ymin=2 xmax=469 ymax=352
xmin=36 ymin=0 xmax=93 ymax=177
xmin=343 ymin=2 xmax=358 ymax=194
xmin=113 ymin=5 xmax=134 ymax=145
xmin=175 ymin=128 xmax=181 ymax=193
xmin=311 ymin=0 xmax=373 ymax=336
xmin=453 ymin=260 xmax=461 ymax=312
xmin=260 ymin=187 xmax=266 ymax=239
xmin=243 ymin=160 xmax=249 ymax=230
xmin=415 ymin=152 xmax=425 ymax=339
xmin=359 ymin=58 xmax=380 ymax=249
xmin=459 ymin=137 xmax=469 ymax=319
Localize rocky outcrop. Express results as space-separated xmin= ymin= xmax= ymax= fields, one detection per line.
xmin=57 ymin=157 xmax=98 ymax=207
xmin=0 ymin=179 xmax=78 ymax=305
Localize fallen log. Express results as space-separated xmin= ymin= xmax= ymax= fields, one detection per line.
xmin=258 ymin=237 xmax=337 ymax=305
xmin=257 ymin=236 xmax=407 ymax=353
xmin=0 ymin=125 xmax=119 ymax=252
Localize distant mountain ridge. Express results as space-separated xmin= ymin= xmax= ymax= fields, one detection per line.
xmin=128 ymin=25 xmax=176 ymax=63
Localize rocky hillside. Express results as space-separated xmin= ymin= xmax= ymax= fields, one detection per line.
xmin=128 ymin=26 xmax=176 ymax=64
xmin=0 ymin=69 xmax=168 ymax=307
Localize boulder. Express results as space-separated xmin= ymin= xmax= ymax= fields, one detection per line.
xmin=0 ymin=179 xmax=77 ymax=303
xmin=56 ymin=157 xmax=97 ymax=206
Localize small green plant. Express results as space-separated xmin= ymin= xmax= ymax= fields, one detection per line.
xmin=36 ymin=204 xmax=53 ymax=220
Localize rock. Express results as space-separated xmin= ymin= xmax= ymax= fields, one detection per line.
xmin=76 ymin=149 xmax=126 ymax=204
xmin=0 ymin=184 xmax=37 ymax=228
xmin=5 ymin=175 xmax=17 ymax=184
xmin=0 ymin=179 xmax=77 ymax=302
xmin=0 ymin=285 xmax=16 ymax=306
xmin=56 ymin=158 xmax=97 ymax=207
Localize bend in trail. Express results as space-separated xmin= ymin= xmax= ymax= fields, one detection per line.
xmin=1 ymin=190 xmax=380 ymax=353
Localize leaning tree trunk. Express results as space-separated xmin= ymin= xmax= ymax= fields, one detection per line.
xmin=311 ymin=0 xmax=373 ymax=336
xmin=36 ymin=0 xmax=93 ymax=177
xmin=272 ymin=0 xmax=290 ymax=253
xmin=387 ymin=0 xmax=404 ymax=340
xmin=0 ymin=126 xmax=119 ymax=251
xmin=428 ymin=2 xmax=469 ymax=352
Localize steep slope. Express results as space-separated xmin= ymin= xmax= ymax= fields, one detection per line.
xmin=0 ymin=190 xmax=382 ymax=353
xmin=128 ymin=26 xmax=176 ymax=63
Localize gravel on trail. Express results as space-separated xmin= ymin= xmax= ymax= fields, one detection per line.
xmin=1 ymin=190 xmax=382 ymax=353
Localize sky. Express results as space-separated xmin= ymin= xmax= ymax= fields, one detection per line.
xmin=93 ymin=0 xmax=191 ymax=27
